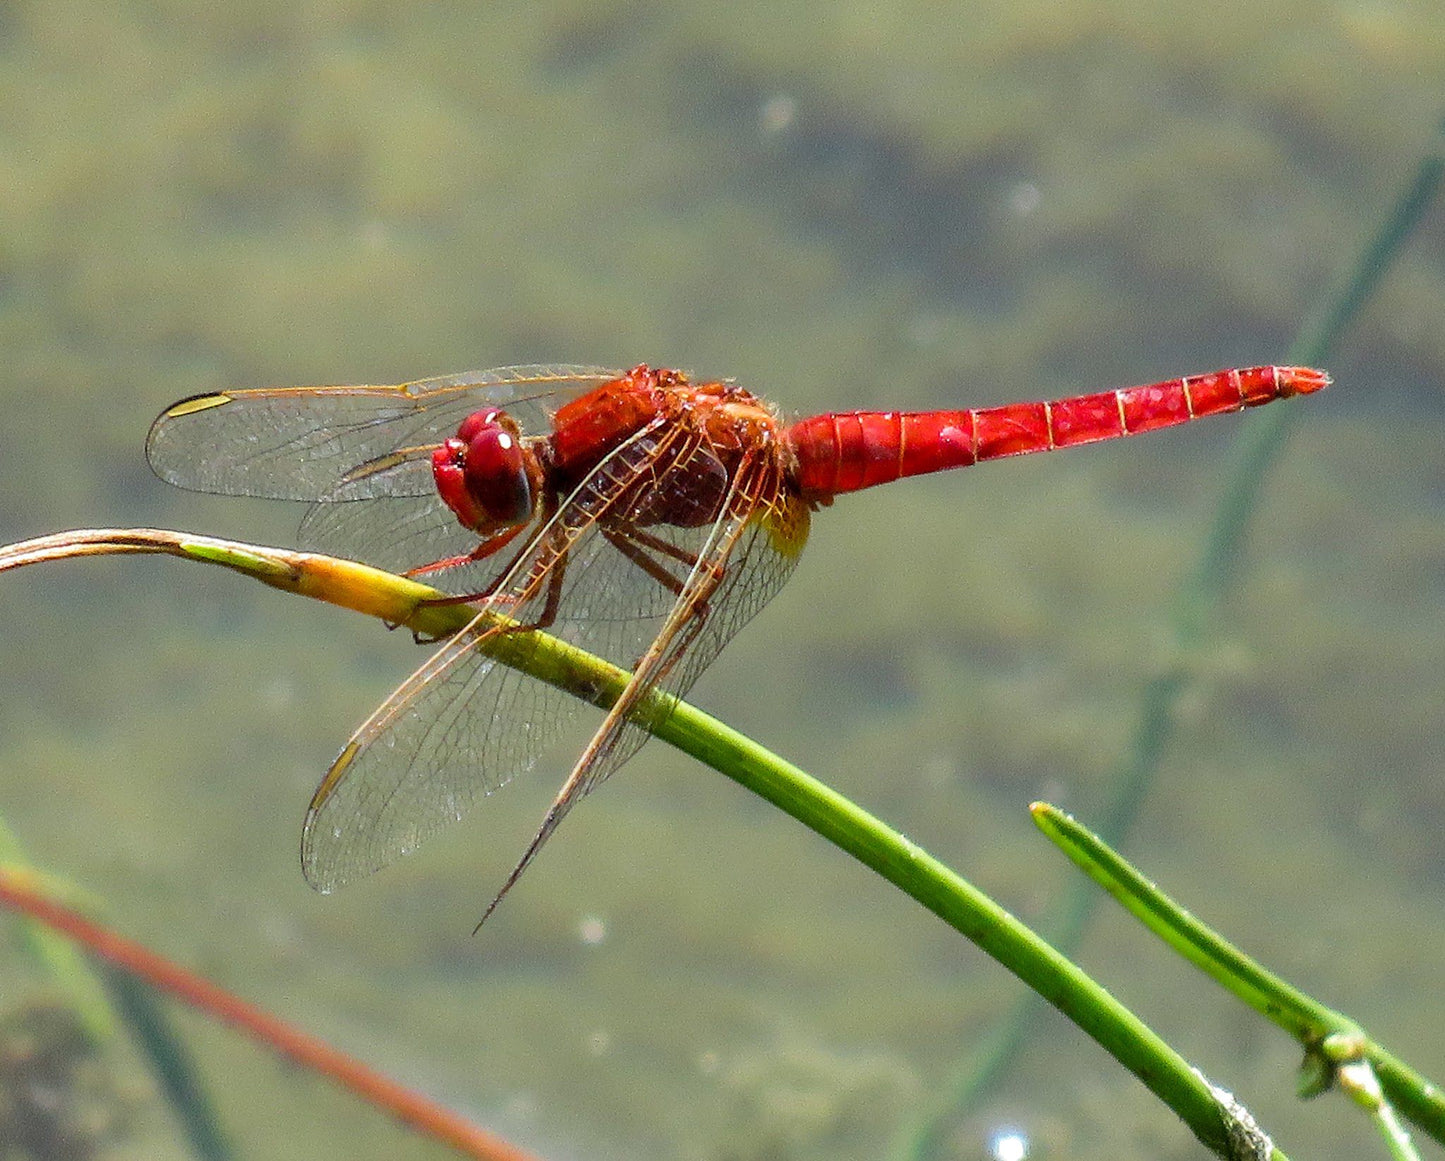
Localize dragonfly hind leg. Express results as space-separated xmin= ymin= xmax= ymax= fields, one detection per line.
xmin=602 ymin=521 xmax=725 ymax=676
xmin=602 ymin=522 xmax=725 ymax=607
xmin=603 ymin=525 xmax=692 ymax=598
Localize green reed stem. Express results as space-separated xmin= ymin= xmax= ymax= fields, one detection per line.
xmin=101 ymin=967 xmax=235 ymax=1160
xmin=1033 ymin=803 xmax=1444 ymax=1152
xmin=11 ymin=129 xmax=1442 ymax=1146
xmin=0 ymin=810 xmax=235 ymax=1160
xmin=0 ymin=827 xmax=116 ymax=1042
xmin=0 ymin=528 xmax=1287 ymax=1159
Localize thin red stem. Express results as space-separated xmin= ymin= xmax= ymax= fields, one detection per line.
xmin=0 ymin=870 xmax=542 ymax=1161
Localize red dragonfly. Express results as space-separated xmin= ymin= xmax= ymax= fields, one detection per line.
xmin=147 ymin=362 xmax=1327 ymax=921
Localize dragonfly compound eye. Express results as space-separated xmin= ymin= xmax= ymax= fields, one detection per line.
xmin=460 ymin=412 xmax=533 ymax=526
xmin=431 ymin=409 xmax=534 ymax=532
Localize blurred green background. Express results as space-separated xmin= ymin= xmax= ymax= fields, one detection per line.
xmin=2 ymin=2 xmax=1443 ymax=1158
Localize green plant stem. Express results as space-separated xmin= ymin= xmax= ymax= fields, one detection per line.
xmin=0 ymin=810 xmax=235 ymax=1159
xmin=1371 ymin=1048 xmax=1445 ymax=1147
xmin=672 ymin=713 xmax=1285 ymax=1159
xmin=1 ymin=528 xmax=1283 ymax=1159
xmin=1374 ymin=1105 xmax=1421 ymax=1161
xmin=0 ymin=831 xmax=117 ymax=1043
xmin=0 ymin=809 xmax=242 ymax=1161
xmin=1327 ymin=1047 xmax=1422 ymax=1161
xmin=1032 ymin=803 xmax=1445 ymax=1150
xmin=0 ymin=866 xmax=541 ymax=1161
xmin=1184 ymin=115 xmax=1445 ymax=628
xmin=101 ymin=967 xmax=234 ymax=1161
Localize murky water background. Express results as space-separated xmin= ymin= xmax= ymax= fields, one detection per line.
xmin=2 ymin=3 xmax=1444 ymax=1158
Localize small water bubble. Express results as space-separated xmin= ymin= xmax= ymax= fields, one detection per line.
xmin=577 ymin=915 xmax=607 ymax=945
xmin=331 ymin=826 xmax=343 ymax=839
xmin=259 ymin=677 xmax=295 ymax=713
xmin=988 ymin=1125 xmax=1029 ymax=1161
xmin=586 ymin=1030 xmax=610 ymax=1056
xmin=759 ymin=93 xmax=797 ymax=135
xmin=1007 ymin=181 xmax=1041 ymax=217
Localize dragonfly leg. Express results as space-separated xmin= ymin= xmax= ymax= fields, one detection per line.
xmin=406 ymin=510 xmax=575 ymax=644
xmin=602 ymin=520 xmax=728 ymax=677
xmin=406 ymin=529 xmax=534 ymax=642
xmin=648 ymin=547 xmax=729 ymax=684
xmin=607 ymin=522 xmax=727 ymax=609
xmin=426 ymin=529 xmax=572 ymax=649
xmin=532 ymin=542 xmax=569 ymax=631
xmin=406 ymin=522 xmax=530 ymax=590
xmin=615 ymin=524 xmax=702 ymax=570
xmin=602 ymin=525 xmax=690 ymax=598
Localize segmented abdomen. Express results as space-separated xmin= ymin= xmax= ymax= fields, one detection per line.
xmin=784 ymin=365 xmax=1329 ymax=499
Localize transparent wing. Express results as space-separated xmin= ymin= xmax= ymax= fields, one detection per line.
xmin=301 ymin=617 xmax=583 ymax=893
xmin=469 ymin=452 xmax=812 ymax=923
xmin=146 ymin=364 xmax=620 ymax=499
xmin=299 ymin=417 xmax=730 ymax=891
xmin=295 ymin=493 xmax=496 ymax=594
xmin=569 ymin=450 xmax=810 ymax=793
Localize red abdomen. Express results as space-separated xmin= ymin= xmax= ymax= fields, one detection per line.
xmin=784 ymin=365 xmax=1328 ymax=499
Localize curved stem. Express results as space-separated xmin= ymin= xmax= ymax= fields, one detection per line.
xmin=4 ymin=527 xmax=1280 ymax=1158
xmin=1032 ymin=804 xmax=1445 ymax=1151
xmin=0 ymin=867 xmax=541 ymax=1161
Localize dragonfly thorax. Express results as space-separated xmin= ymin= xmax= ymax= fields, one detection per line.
xmin=431 ymin=407 xmax=541 ymax=534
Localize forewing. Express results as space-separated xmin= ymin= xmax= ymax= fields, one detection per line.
xmin=299 ymin=417 xmax=711 ymax=891
xmin=298 ymin=496 xmax=502 ymax=595
xmin=293 ymin=428 xmax=527 ymax=591
xmin=146 ymin=364 xmax=618 ymax=499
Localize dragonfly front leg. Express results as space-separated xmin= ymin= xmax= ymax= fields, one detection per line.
xmin=412 ymin=501 xmax=571 ymax=640
xmin=529 ymin=540 xmax=570 ymax=632
xmin=409 ymin=522 xmax=532 ymax=604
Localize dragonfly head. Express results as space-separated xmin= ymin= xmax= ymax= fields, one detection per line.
xmin=433 ymin=408 xmax=541 ymax=533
